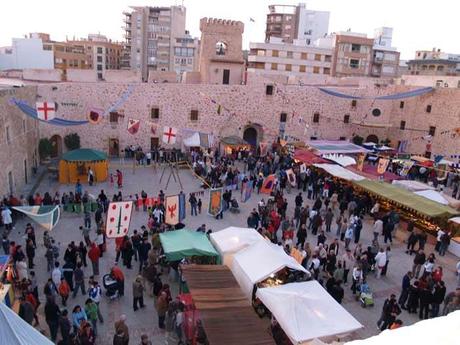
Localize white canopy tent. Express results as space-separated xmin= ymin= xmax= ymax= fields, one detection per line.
xmin=313 ymin=163 xmax=366 ymax=181
xmin=414 ymin=190 xmax=449 ymax=205
xmin=322 ymin=154 xmax=357 ymax=167
xmin=231 ymin=240 xmax=308 ymax=299
xmin=183 ymin=132 xmax=201 ymax=147
xmin=392 ymin=180 xmax=435 ymax=192
xmin=346 ymin=310 xmax=460 ymax=345
xmin=209 ymin=227 xmax=266 ymax=266
xmin=256 ymin=281 xmax=363 ymax=344
xmin=0 ymin=302 xmax=54 ymax=344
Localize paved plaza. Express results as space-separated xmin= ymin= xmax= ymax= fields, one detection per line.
xmin=9 ymin=160 xmax=460 ymax=344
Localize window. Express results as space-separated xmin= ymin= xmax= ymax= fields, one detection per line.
xmin=301 ymin=52 xmax=307 ymax=60
xmin=285 ymin=25 xmax=291 ymax=30
xmin=429 ymin=126 xmax=436 ymax=136
xmin=266 ymin=85 xmax=274 ymax=95
xmin=323 ymin=67 xmax=330 ymax=75
xmin=310 ymin=136 xmax=317 ymax=140
xmin=97 ymin=56 xmax=102 ymax=62
xmin=97 ymin=73 xmax=103 ymax=80
xmin=313 ymin=112 xmax=320 ymax=123
xmin=6 ymin=126 xmax=11 ymax=144
xmin=97 ymin=65 xmax=102 ymax=71
xmin=400 ymin=121 xmax=406 ymax=130
xmin=272 ymin=50 xmax=279 ymax=57
xmin=400 ymin=101 xmax=405 ymax=109
xmin=271 ymin=63 xmax=278 ymax=70
xmin=426 ymin=105 xmax=432 ymax=113
xmin=343 ymin=114 xmax=350 ymax=124
xmin=97 ymin=47 xmax=103 ymax=54
xmin=351 ymin=100 xmax=357 ymax=107
xmin=151 ymin=107 xmax=160 ymax=119
xmin=216 ymin=41 xmax=227 ymax=56
xmin=190 ymin=110 xmax=199 ymax=121
xmin=351 ymin=44 xmax=361 ymax=52
xmin=299 ymin=65 xmax=306 ymax=72
xmin=339 ymin=136 xmax=347 ymax=141
xmin=109 ymin=112 xmax=118 ymax=123
xmin=286 ymin=51 xmax=293 ymax=58
xmin=314 ymin=54 xmax=321 ymax=61
xmin=350 ymin=59 xmax=360 ymax=68
xmin=280 ymin=113 xmax=287 ymax=123
xmin=325 ymin=55 xmax=332 ymax=62
xmin=285 ymin=64 xmax=292 ymax=71
xmin=313 ymin=66 xmax=320 ymax=74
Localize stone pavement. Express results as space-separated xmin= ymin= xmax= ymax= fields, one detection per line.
xmin=9 ymin=161 xmax=459 ymax=344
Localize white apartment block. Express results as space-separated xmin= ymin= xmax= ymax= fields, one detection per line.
xmin=0 ymin=37 xmax=53 ymax=70
xmin=248 ymin=37 xmax=333 ymax=77
xmin=173 ymin=33 xmax=200 ymax=80
xmin=296 ymin=3 xmax=330 ymax=45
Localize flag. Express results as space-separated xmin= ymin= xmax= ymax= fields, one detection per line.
xmin=400 ymin=160 xmax=414 ymax=177
xmin=127 ymin=118 xmax=140 ymax=134
xmin=259 ymin=142 xmax=268 ymax=157
xmin=260 ymin=174 xmax=276 ymax=194
xmin=377 ymin=158 xmax=390 ymax=174
xmin=88 ymin=109 xmax=102 ymax=124
xmin=12 ymin=205 xmax=60 ymax=231
xmin=434 ymin=155 xmax=444 ymax=164
xmin=150 ymin=122 xmax=158 ymax=135
xmin=286 ymin=169 xmax=296 ymax=187
xmin=249 ymin=17 xmax=255 ymax=22
xmin=162 ymin=126 xmax=177 ymax=144
xmin=165 ymin=195 xmax=184 ymax=225
xmin=106 ymin=201 xmax=133 ymax=238
xmin=208 ymin=188 xmax=223 ymax=216
xmin=36 ymin=101 xmax=56 ymax=121
xmin=217 ymin=104 xmax=222 ymax=115
xmin=241 ymin=180 xmax=253 ymax=203
xmin=178 ymin=193 xmax=186 ymax=222
xmin=356 ymin=153 xmax=366 ymax=171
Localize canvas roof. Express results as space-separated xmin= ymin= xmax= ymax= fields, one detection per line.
xmin=323 ymin=154 xmax=357 ymax=167
xmin=61 ymin=148 xmax=107 ymax=162
xmin=306 ymin=140 xmax=369 ymax=155
xmin=159 ymin=230 xmax=219 ymax=262
xmin=0 ymin=301 xmax=54 ymax=345
xmin=354 ymin=180 xmax=459 ymax=218
xmin=209 ymin=227 xmax=266 ymax=266
xmin=392 ymin=180 xmax=435 ymax=192
xmin=314 ymin=163 xmax=366 ymax=181
xmin=293 ymin=149 xmax=329 ymax=165
xmin=256 ymin=281 xmax=363 ymax=344
xmin=181 ymin=265 xmax=275 ymax=345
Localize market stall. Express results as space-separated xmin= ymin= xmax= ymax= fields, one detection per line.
xmin=447 ymin=217 xmax=460 ymax=257
xmin=353 ymin=180 xmax=460 ymax=233
xmin=181 ymin=265 xmax=275 ymax=345
xmin=209 ymin=227 xmax=266 ymax=266
xmin=231 ymin=240 xmax=309 ymax=299
xmin=313 ymin=163 xmax=366 ymax=182
xmin=58 ymin=148 xmax=108 ymax=184
xmin=392 ymin=180 xmax=435 ymax=192
xmin=159 ymin=230 xmax=220 ymax=263
xmin=256 ymin=281 xmax=363 ymax=344
xmin=306 ymin=140 xmax=369 ymax=155
xmin=345 ymin=310 xmax=460 ymax=345
xmin=293 ymin=149 xmax=329 ymax=165
xmin=219 ymin=136 xmax=251 ymax=155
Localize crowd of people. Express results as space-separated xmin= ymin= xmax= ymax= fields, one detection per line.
xmin=0 ymin=142 xmax=460 ymax=345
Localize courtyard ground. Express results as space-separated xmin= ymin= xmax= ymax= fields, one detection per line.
xmin=9 ymin=160 xmax=460 ymax=344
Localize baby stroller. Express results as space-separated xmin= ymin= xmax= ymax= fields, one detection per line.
xmin=103 ymin=274 xmax=119 ymax=300
xmin=357 ymin=281 xmax=374 ymax=308
xmin=229 ymin=199 xmax=240 ymax=214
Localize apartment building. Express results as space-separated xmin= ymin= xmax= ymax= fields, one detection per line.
xmin=172 ymin=32 xmax=199 ymax=79
xmin=371 ymin=27 xmax=400 ymax=78
xmin=122 ymin=5 xmax=186 ymax=81
xmin=407 ymin=48 xmax=458 ymax=76
xmin=0 ymin=35 xmax=53 ymax=70
xmin=248 ymin=37 xmax=332 ymax=77
xmin=331 ymin=32 xmax=374 ymax=77
xmin=265 ymin=3 xmax=329 ymax=45
xmin=68 ymin=34 xmax=122 ymax=80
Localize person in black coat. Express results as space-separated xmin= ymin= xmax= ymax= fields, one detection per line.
xmin=431 ymin=281 xmax=446 ymax=317
xmin=418 ymin=287 xmax=432 ymax=320
xmin=59 ymin=309 xmax=72 ymax=345
xmin=45 ymin=299 xmax=61 ymax=342
xmin=331 ymin=280 xmax=345 ymax=304
xmin=62 ymin=261 xmax=75 ymax=291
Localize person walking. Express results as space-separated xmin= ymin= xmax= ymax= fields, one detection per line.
xmin=344 ymin=225 xmax=353 ymax=250
xmin=398 ymin=271 xmax=413 ymax=309
xmin=59 ymin=309 xmax=72 ymax=345
xmin=18 ymin=297 xmax=35 ymax=325
xmin=156 ymin=291 xmax=169 ymax=329
xmin=114 ymin=315 xmax=129 ymax=345
xmin=88 ymin=281 xmax=104 ymax=323
xmin=138 ymin=237 xmax=151 ymax=274
xmin=351 ymin=265 xmax=363 ymax=295
xmin=418 ymin=286 xmax=432 ymax=320
xmin=412 ymin=250 xmax=426 ymax=279
xmin=85 ymin=298 xmax=99 ymax=336
xmin=342 ymin=249 xmax=354 ymax=286
xmin=372 ymin=218 xmax=383 ymax=242
xmin=45 ymin=298 xmax=61 ymax=342
xmin=374 ymin=248 xmax=387 ymax=279
xmin=88 ymin=242 xmax=100 ymax=276
xmin=324 ymin=208 xmax=334 ymax=233
xmin=189 ymin=193 xmax=198 ymax=216
xmin=431 ymin=281 xmax=446 ymax=317
xmin=132 ymin=275 xmax=146 ymax=311
xmin=58 ymin=277 xmax=71 ymax=306
xmin=73 ymin=262 xmax=86 ymax=297
xmin=25 ymin=238 xmax=35 ymax=269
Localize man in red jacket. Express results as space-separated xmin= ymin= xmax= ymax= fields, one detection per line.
xmin=88 ymin=242 xmax=101 ymax=276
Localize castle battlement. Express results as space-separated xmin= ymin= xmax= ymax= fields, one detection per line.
xmin=200 ymin=17 xmax=244 ymax=33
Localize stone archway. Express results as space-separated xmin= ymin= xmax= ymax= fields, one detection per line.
xmin=243 ymin=127 xmax=258 ymax=147
xmin=366 ymin=134 xmax=379 ymax=144
xmin=50 ymin=135 xmax=63 ymax=158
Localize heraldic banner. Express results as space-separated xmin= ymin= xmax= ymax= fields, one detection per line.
xmin=106 ymin=201 xmax=133 ymax=238
xmin=164 ymin=194 xmax=185 ymax=225
xmin=208 ymin=188 xmax=223 ymax=217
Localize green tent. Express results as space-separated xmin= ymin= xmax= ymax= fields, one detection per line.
xmin=62 ymin=148 xmax=107 ymax=162
xmin=159 ymin=230 xmax=219 ymax=262
xmin=354 ymin=180 xmax=459 ymax=218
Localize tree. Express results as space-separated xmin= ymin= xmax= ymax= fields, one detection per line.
xmin=352 ymin=135 xmax=364 ymax=146
xmin=64 ymin=133 xmax=81 ymax=150
xmin=38 ymin=138 xmax=52 ymax=160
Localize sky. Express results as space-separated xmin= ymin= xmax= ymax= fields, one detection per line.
xmin=1 ymin=0 xmax=459 ymax=60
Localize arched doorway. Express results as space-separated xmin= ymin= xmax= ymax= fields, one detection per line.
xmin=50 ymin=135 xmax=62 ymax=158
xmin=365 ymin=134 xmax=379 ymax=144
xmin=243 ymin=127 xmax=258 ymax=148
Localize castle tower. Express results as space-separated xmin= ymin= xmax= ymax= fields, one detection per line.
xmin=198 ymin=18 xmax=245 ymax=85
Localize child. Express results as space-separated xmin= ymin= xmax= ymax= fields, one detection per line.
xmin=197 ymin=199 xmax=202 ymax=214
xmin=109 ymin=173 xmax=114 ymax=187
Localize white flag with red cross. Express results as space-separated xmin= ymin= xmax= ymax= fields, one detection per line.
xmin=106 ymin=201 xmax=133 ymax=238
xmin=36 ymin=102 xmax=56 ymax=121
xmin=162 ymin=126 xmax=177 ymax=145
